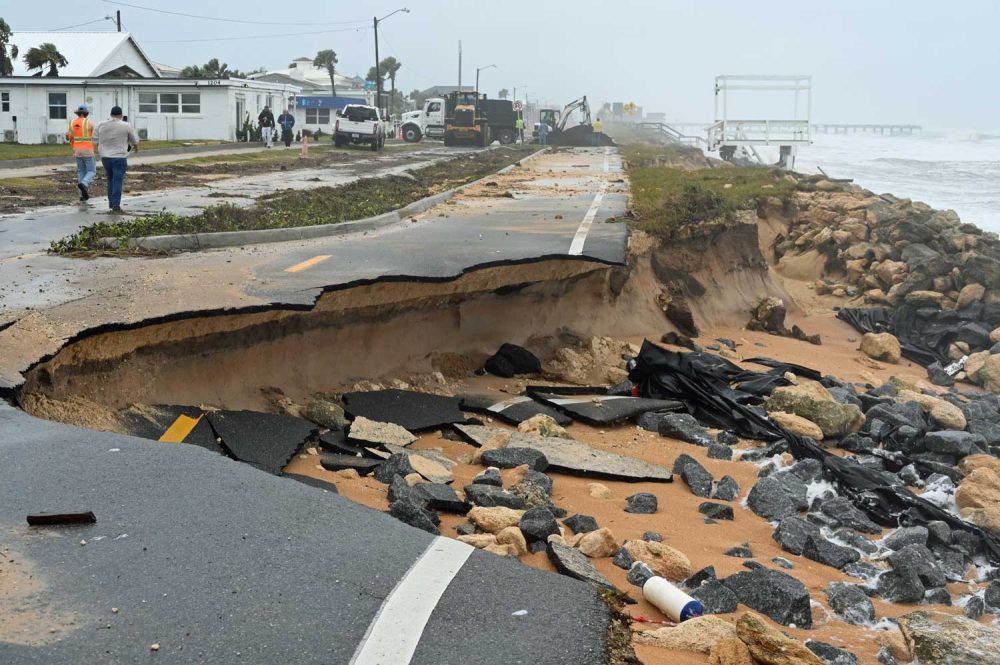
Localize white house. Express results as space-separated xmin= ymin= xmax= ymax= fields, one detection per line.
xmin=0 ymin=32 xmax=299 ymax=144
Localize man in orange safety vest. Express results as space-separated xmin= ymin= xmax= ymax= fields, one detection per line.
xmin=66 ymin=103 xmax=96 ymax=201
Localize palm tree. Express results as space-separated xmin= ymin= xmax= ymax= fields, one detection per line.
xmin=379 ymin=57 xmax=401 ymax=117
xmin=0 ymin=18 xmax=17 ymax=77
xmin=498 ymin=88 xmax=509 ymax=100
xmin=23 ymin=42 xmax=67 ymax=77
xmin=313 ymin=50 xmax=338 ymax=96
xmin=202 ymin=58 xmax=231 ymax=78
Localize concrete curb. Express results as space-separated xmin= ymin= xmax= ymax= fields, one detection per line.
xmin=106 ymin=147 xmax=550 ymax=252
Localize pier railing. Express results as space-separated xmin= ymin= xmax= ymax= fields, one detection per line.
xmin=707 ymin=119 xmax=811 ymax=151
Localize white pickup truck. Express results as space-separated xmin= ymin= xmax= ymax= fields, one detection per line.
xmin=334 ymin=104 xmax=385 ymax=151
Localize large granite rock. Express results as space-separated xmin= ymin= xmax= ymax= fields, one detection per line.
xmin=861 ymin=332 xmax=902 ymax=363
xmin=898 ymin=610 xmax=1000 ymax=664
xmin=765 ymin=381 xmax=865 ymax=438
xmin=735 ymin=612 xmax=823 ymax=664
xmin=825 ymin=582 xmax=876 ymax=625
xmin=747 ymin=475 xmax=809 ymax=520
xmin=722 ymin=568 xmax=813 ymax=628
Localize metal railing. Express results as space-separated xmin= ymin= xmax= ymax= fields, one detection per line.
xmin=636 ymin=122 xmax=707 ymax=147
xmin=706 ymin=119 xmax=810 ymax=151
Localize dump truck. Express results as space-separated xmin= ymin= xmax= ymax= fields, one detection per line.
xmin=444 ymin=91 xmax=490 ymax=147
xmin=405 ymin=94 xmax=517 ymax=145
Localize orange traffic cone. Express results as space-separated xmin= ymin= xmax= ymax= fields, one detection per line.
xmin=299 ymin=134 xmax=309 ymax=159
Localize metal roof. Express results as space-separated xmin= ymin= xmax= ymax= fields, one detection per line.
xmin=8 ymin=32 xmax=160 ymax=78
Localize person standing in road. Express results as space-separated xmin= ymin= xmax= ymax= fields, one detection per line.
xmin=258 ymin=106 xmax=276 ymax=148
xmin=592 ymin=117 xmax=603 ymax=147
xmin=277 ymin=108 xmax=295 ymax=148
xmin=66 ymin=104 xmax=96 ymax=201
xmin=515 ymin=115 xmax=525 ymax=144
xmin=92 ymin=106 xmax=139 ymax=213
xmin=538 ymin=119 xmax=548 ymax=146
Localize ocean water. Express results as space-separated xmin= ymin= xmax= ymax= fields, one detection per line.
xmin=787 ymin=129 xmax=1000 ymax=233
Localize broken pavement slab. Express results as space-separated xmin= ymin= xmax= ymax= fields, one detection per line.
xmin=319 ymin=453 xmax=382 ymax=475
xmin=348 ymin=416 xmax=417 ymax=448
xmin=455 ymin=424 xmax=673 ymax=482
xmin=206 ymin=410 xmax=317 ymax=475
xmin=121 ymin=404 xmax=226 ymax=455
xmin=281 ymin=472 xmax=341 ymax=493
xmin=546 ymin=540 xmax=620 ymax=593
xmin=343 ymin=389 xmax=467 ymax=432
xmin=528 ymin=391 xmax=684 ymax=426
xmin=458 ymin=393 xmax=573 ymax=426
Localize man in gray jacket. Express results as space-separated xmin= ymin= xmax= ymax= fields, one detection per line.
xmin=93 ymin=106 xmax=139 ymax=213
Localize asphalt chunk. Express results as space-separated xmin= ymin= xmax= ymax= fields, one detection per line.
xmin=343 ymin=389 xmax=466 ymax=432
xmin=206 ymin=410 xmax=316 ymax=475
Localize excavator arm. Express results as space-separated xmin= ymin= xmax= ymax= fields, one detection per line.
xmin=556 ymin=96 xmax=592 ymax=131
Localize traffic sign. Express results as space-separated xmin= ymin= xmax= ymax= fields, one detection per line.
xmin=513 ymin=100 xmax=523 ymax=111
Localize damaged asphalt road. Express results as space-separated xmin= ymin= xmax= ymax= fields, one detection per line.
xmin=0 ymin=147 xmax=627 ymax=390
xmin=0 ymin=404 xmax=609 ymax=664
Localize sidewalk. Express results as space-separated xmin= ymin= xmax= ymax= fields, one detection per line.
xmin=0 ymin=140 xmax=415 ymax=179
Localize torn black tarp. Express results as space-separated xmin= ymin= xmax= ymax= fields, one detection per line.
xmin=744 ymin=357 xmax=824 ymax=382
xmin=629 ymin=343 xmax=781 ymax=441
xmin=837 ymin=305 xmax=992 ymax=367
xmin=629 ymin=339 xmax=1000 ymax=563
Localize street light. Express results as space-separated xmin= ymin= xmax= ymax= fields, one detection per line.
xmin=475 ymin=64 xmax=496 ymax=101
xmin=513 ymin=85 xmax=527 ymax=102
xmin=374 ymin=8 xmax=410 ymax=118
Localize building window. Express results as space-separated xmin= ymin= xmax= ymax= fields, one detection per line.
xmin=48 ymin=92 xmax=67 ymax=119
xmin=306 ymin=108 xmax=330 ymax=124
xmin=137 ymin=92 xmax=201 ymax=114
xmin=138 ymin=92 xmax=158 ymax=113
xmin=181 ymin=93 xmax=200 ymax=114
xmin=1 ymin=92 xmax=9 ymax=112
xmin=159 ymin=93 xmax=179 ymax=113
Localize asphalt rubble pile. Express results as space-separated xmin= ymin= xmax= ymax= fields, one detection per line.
xmin=118 ymin=334 xmax=1000 ymax=664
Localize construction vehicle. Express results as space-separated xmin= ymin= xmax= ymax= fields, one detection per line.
xmin=403 ymin=95 xmax=516 ymax=144
xmin=443 ymin=91 xmax=490 ymax=147
xmin=533 ymin=95 xmax=614 ymax=147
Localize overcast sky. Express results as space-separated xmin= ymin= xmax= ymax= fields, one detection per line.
xmin=5 ymin=0 xmax=999 ymax=128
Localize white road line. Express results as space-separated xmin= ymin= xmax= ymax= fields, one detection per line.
xmin=568 ymin=149 xmax=613 ymax=256
xmin=350 ymin=536 xmax=474 ymax=665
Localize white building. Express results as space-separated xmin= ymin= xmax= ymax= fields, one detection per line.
xmin=249 ymin=57 xmax=370 ymax=135
xmin=0 ymin=32 xmax=299 ymax=144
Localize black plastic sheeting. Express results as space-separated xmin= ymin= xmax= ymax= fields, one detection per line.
xmin=629 ymin=339 xmax=1000 ymax=562
xmin=838 ymin=305 xmax=993 ymax=367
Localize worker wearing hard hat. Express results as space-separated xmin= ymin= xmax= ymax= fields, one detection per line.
xmin=67 ymin=104 xmax=96 ymax=201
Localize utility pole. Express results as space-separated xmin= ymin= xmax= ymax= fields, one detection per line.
xmin=373 ymin=9 xmax=409 ymax=119
xmin=373 ymin=16 xmax=381 ymax=116
xmin=116 ymin=10 xmax=122 ymax=32
xmin=458 ymin=41 xmax=462 ymax=89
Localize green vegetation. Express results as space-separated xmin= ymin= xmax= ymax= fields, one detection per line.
xmin=620 ymin=143 xmax=793 ymax=237
xmin=0 ymin=140 xmax=226 ymax=161
xmin=50 ymin=146 xmax=536 ymax=255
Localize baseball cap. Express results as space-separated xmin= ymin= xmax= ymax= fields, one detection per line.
xmin=110 ymin=106 xmax=123 ymax=116
xmin=74 ymin=104 xmax=90 ymax=114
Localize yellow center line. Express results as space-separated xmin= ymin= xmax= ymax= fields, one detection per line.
xmin=159 ymin=414 xmax=202 ymax=443
xmin=285 ymin=255 xmax=332 ymax=273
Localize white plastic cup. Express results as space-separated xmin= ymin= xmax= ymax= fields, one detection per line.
xmin=642 ymin=576 xmax=705 ymax=622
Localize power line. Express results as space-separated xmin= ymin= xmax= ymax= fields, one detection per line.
xmin=101 ymin=0 xmax=368 ymax=27
xmin=145 ymin=26 xmax=369 ymax=44
xmin=49 ymin=17 xmax=115 ymax=31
